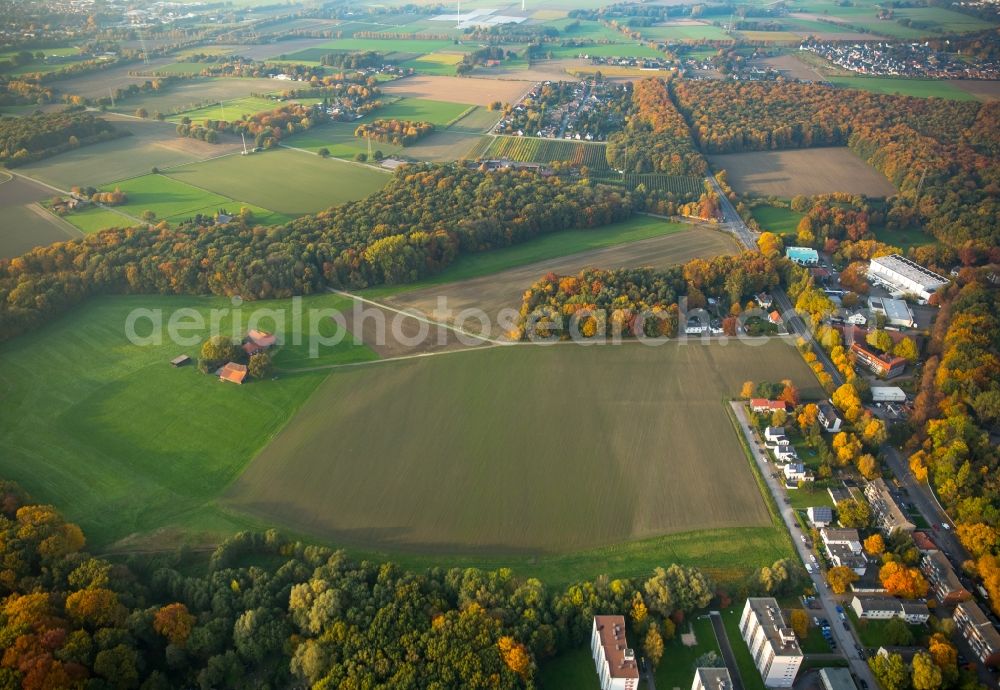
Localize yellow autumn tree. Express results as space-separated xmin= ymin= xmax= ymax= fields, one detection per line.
xmin=741 ymin=380 xmax=755 ymax=399
xmin=864 ymin=534 xmax=886 ymax=556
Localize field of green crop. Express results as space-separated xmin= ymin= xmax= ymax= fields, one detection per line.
xmin=472 ymin=135 xmax=610 ymax=169
xmin=370 ymin=97 xmax=475 ymax=125
xmin=58 ymin=206 xmax=134 ymax=234
xmin=166 ymin=96 xmax=279 ymax=123
xmin=544 ymin=42 xmax=663 ymax=59
xmin=0 ymin=293 xmax=375 ymax=547
xmin=224 ymin=341 xmax=821 ymax=557
xmin=828 ymin=76 xmax=977 ymax=100
xmin=288 ymin=121 xmax=406 ymax=159
xmin=641 ymin=24 xmax=734 ymax=41
xmin=399 ymin=52 xmax=466 ymax=75
xmin=165 ymin=148 xmax=389 ymax=215
xmin=276 ymin=38 xmax=467 ymax=61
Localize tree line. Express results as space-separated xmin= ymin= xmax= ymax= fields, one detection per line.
xmin=0 ymin=165 xmax=633 ymax=343
xmin=0 ymin=111 xmax=122 ymax=166
xmin=354 ymin=118 xmax=435 ymax=146
xmin=0 ymin=476 xmax=799 ymax=689
xmin=605 ymin=78 xmax=708 ymax=177
xmin=671 ymin=80 xmax=999 ymax=252
xmin=514 ymin=251 xmax=786 ymax=340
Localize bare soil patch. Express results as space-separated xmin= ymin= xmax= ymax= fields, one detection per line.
xmin=755 ymin=54 xmax=825 ymax=81
xmin=0 ymin=175 xmax=82 ymax=258
xmin=709 ymin=147 xmax=897 ymax=197
xmin=951 ymin=79 xmax=1000 ymax=101
xmin=380 ymin=75 xmax=534 ymax=105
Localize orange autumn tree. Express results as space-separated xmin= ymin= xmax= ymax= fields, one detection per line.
xmin=497 ymin=636 xmax=532 ymax=679
xmin=864 ymin=534 xmax=886 ymax=556
xmin=154 ymin=603 xmax=197 ymax=647
xmin=879 ymin=562 xmax=930 ymax=599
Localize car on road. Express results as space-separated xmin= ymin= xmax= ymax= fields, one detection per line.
xmin=942 ymin=523 xmax=951 ymax=530
xmin=859 ymin=680 xmax=868 ymax=689
xmin=843 ymin=621 xmax=850 ymax=630
xmin=836 ymin=605 xmax=844 ymax=613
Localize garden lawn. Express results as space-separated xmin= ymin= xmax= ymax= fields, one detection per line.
xmin=751 ymin=206 xmax=804 ymax=238
xmin=0 ymin=293 xmax=374 ymax=547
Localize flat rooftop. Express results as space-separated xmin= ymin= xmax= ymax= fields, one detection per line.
xmin=696 ymin=667 xmax=734 ymax=690
xmin=820 ymin=667 xmax=859 ymax=690
xmin=871 ymin=254 xmax=949 ymax=289
xmin=868 ymin=296 xmax=913 ymax=322
xmin=747 ymin=598 xmax=803 ymax=656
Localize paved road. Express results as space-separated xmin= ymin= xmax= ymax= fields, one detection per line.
xmin=709 ymin=611 xmax=747 ymax=690
xmin=707 ymin=174 xmax=845 ymax=388
xmin=731 ymin=401 xmax=879 ymax=689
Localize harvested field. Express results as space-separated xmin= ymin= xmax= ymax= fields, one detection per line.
xmin=388 ymin=227 xmax=739 ymax=335
xmin=948 ymin=79 xmax=1000 ymax=102
xmin=106 ymin=78 xmax=281 ymax=117
xmin=753 ymin=54 xmax=826 ymax=81
xmin=709 ymin=147 xmax=897 ymax=197
xmin=47 ymin=58 xmax=176 ymax=98
xmin=380 ymin=75 xmax=533 ymax=106
xmin=224 ymin=339 xmax=819 ymax=554
xmin=406 ymin=131 xmax=485 ymax=161
xmin=0 ymin=174 xmax=83 ymax=258
xmin=17 ymin=117 xmax=243 ymax=189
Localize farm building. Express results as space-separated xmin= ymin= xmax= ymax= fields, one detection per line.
xmin=850 ymin=341 xmax=907 ymax=379
xmin=242 ymin=329 xmax=277 ymax=356
xmin=692 ymin=668 xmax=733 ymax=690
xmin=170 ymin=354 xmax=191 ymax=367
xmin=739 ymin=598 xmax=802 ymax=688
xmin=867 ymin=297 xmax=915 ymax=328
xmin=816 ymin=400 xmax=842 ymax=433
xmin=807 ymin=506 xmax=834 ymax=527
xmin=819 ymin=668 xmax=858 ymax=690
xmin=954 ymin=601 xmax=1000 ymax=666
xmin=785 ymin=247 xmax=819 ymax=266
xmin=868 ymin=254 xmax=948 ymax=301
xmin=768 ymin=310 xmax=783 ymax=325
xmin=871 ymin=387 xmax=906 ymax=403
xmin=591 ymin=616 xmax=639 ymax=690
xmin=750 ymin=399 xmax=787 ymax=414
xmin=921 ymin=550 xmax=971 ymax=605
xmin=217 ymin=362 xmax=248 ymax=385
xmin=864 ymin=478 xmax=915 ymax=535
xmin=850 ymin=597 xmax=929 ymax=624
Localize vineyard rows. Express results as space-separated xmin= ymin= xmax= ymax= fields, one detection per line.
xmin=472 ymin=136 xmax=611 ymax=169
xmin=594 ymin=173 xmax=705 ymax=197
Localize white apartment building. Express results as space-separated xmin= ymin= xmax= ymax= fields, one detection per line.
xmin=692 ymin=667 xmax=734 ymax=690
xmin=739 ymin=598 xmax=803 ymax=688
xmin=591 ymin=616 xmax=640 ymax=690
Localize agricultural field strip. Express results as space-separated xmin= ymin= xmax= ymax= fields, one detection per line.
xmin=10 ymin=170 xmax=145 ymax=225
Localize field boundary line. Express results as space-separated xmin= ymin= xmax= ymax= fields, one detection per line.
xmin=25 ymin=202 xmax=85 ymax=240
xmin=279 ymin=340 xmax=499 ymax=373
xmin=329 ymin=287 xmax=506 ymax=345
xmin=10 ymin=170 xmax=147 ymax=228
xmin=278 ymin=143 xmax=394 ymax=173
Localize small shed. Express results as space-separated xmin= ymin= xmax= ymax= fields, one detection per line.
xmin=217 ymin=362 xmax=248 ymax=385
xmin=170 ymin=354 xmax=191 ymax=367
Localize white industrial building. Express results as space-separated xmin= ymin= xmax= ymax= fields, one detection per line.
xmin=591 ymin=616 xmax=639 ymax=690
xmin=868 ymin=296 xmax=916 ymax=328
xmin=868 ymin=254 xmax=949 ymax=301
xmin=692 ymin=667 xmax=733 ymax=690
xmin=739 ymin=598 xmax=803 ymax=688
xmin=871 ymin=386 xmax=907 ymax=403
